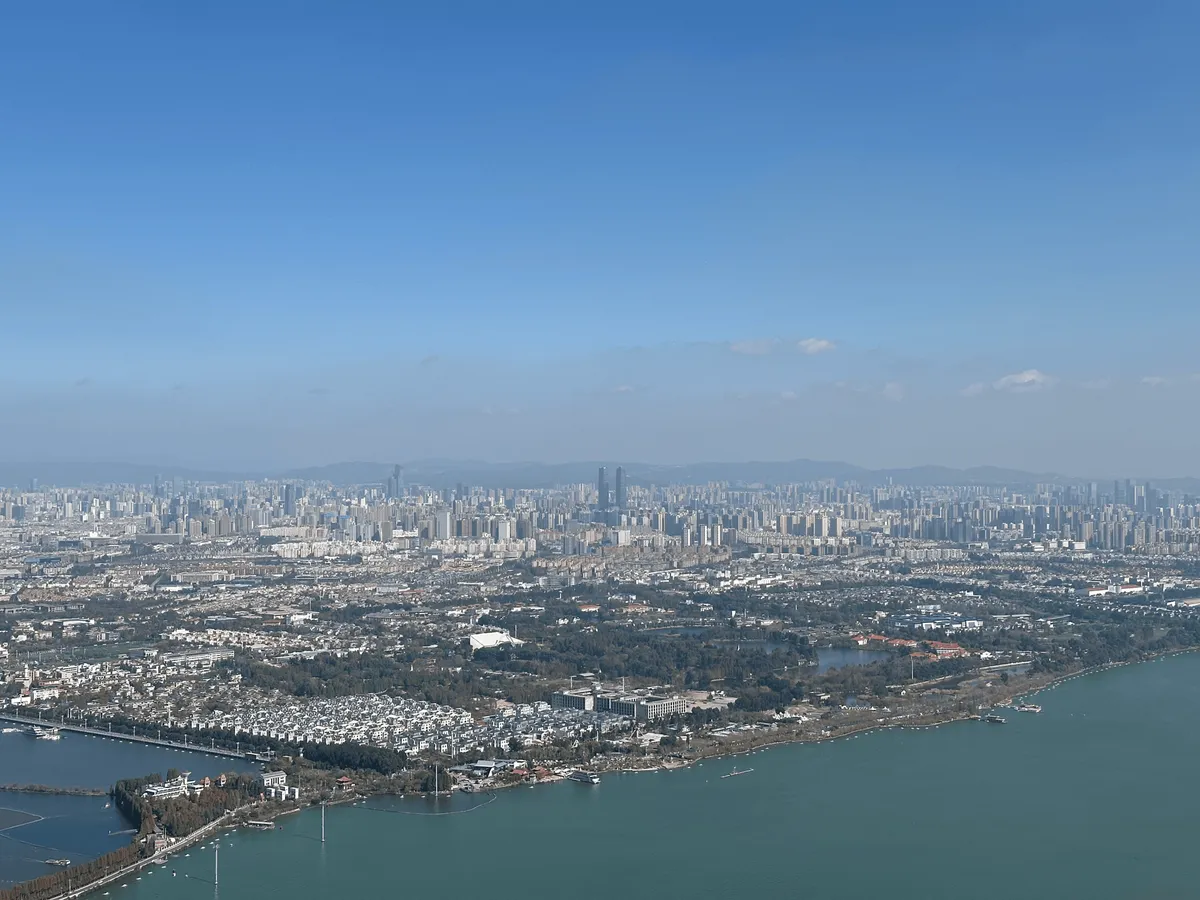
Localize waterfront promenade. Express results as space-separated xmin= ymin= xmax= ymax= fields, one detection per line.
xmin=58 ymin=805 xmax=239 ymax=900
xmin=0 ymin=713 xmax=252 ymax=761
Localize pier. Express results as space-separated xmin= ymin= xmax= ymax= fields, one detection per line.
xmin=0 ymin=712 xmax=259 ymax=761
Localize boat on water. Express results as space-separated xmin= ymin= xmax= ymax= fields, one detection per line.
xmin=1 ymin=727 xmax=22 ymax=734
xmin=44 ymin=859 xmax=71 ymax=867
xmin=721 ymin=768 xmax=754 ymax=779
xmin=1015 ymin=704 xmax=1042 ymax=713
xmin=35 ymin=727 xmax=62 ymax=740
xmin=984 ymin=714 xmax=1007 ymax=724
xmin=567 ymin=770 xmax=601 ymax=784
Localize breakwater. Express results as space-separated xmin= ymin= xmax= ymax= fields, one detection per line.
xmin=0 ymin=786 xmax=105 ymax=798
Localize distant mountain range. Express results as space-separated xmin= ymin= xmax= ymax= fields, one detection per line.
xmin=3 ymin=458 xmax=1199 ymax=492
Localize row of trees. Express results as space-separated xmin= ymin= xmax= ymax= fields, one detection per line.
xmin=0 ymin=844 xmax=145 ymax=900
xmin=74 ymin=713 xmax=410 ymax=775
xmin=300 ymin=741 xmax=407 ymax=774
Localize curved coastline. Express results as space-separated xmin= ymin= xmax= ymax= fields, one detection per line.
xmin=37 ymin=646 xmax=1200 ymax=900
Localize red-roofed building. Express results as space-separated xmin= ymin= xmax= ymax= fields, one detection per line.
xmin=924 ymin=641 xmax=965 ymax=657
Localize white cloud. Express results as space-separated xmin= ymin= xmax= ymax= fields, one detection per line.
xmin=993 ymin=369 xmax=1054 ymax=392
xmin=882 ymin=382 xmax=905 ymax=402
xmin=613 ymin=384 xmax=637 ymax=394
xmin=1141 ymin=376 xmax=1170 ymax=387
xmin=960 ymin=382 xmax=986 ymax=397
xmin=798 ymin=337 xmax=836 ymax=355
xmin=780 ymin=390 xmax=798 ymax=401
xmin=730 ymin=339 xmax=777 ymax=356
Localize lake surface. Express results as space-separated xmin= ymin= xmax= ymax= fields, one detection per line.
xmin=107 ymin=651 xmax=1200 ymax=900
xmin=664 ymin=630 xmax=892 ymax=672
xmin=814 ymin=646 xmax=891 ymax=672
xmin=0 ymin=731 xmax=257 ymax=888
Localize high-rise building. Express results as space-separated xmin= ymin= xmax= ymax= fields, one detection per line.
xmin=615 ymin=466 xmax=627 ymax=512
xmin=435 ymin=509 xmax=453 ymax=539
xmin=283 ymin=484 xmax=296 ymax=517
xmin=597 ymin=466 xmax=609 ymax=510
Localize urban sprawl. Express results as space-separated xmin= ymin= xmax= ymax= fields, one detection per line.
xmin=4 ymin=466 xmax=1200 ymax=785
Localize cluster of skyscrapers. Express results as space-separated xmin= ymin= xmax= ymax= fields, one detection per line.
xmin=6 ymin=469 xmax=1200 ymax=558
xmin=596 ymin=466 xmax=627 ymax=517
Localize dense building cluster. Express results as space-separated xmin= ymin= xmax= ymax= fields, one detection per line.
xmin=4 ymin=467 xmax=1200 ymax=769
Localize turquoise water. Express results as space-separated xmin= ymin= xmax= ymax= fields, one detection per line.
xmin=106 ymin=652 xmax=1200 ymax=900
xmin=0 ymin=731 xmax=256 ymax=887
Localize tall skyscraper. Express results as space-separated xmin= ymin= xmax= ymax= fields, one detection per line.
xmin=597 ymin=466 xmax=609 ymax=510
xmin=615 ymin=466 xmax=627 ymax=512
xmin=283 ymin=483 xmax=296 ymax=517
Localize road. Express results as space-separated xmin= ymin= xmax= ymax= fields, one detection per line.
xmin=0 ymin=712 xmax=256 ymax=760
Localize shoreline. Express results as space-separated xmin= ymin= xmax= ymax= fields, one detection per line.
xmin=53 ymin=809 xmax=231 ymax=900
xmin=37 ymin=646 xmax=1200 ymax=900
xmin=595 ymin=645 xmax=1200 ymax=777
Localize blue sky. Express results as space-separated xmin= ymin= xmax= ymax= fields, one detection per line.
xmin=3 ymin=2 xmax=1199 ymax=474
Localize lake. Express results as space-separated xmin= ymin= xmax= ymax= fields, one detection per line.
xmin=814 ymin=646 xmax=891 ymax=672
xmin=655 ymin=628 xmax=892 ymax=672
xmin=0 ymin=731 xmax=257 ymax=888
xmin=106 ymin=651 xmax=1200 ymax=900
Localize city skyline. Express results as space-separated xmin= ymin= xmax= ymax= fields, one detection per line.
xmin=3 ymin=457 xmax=1200 ymax=492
